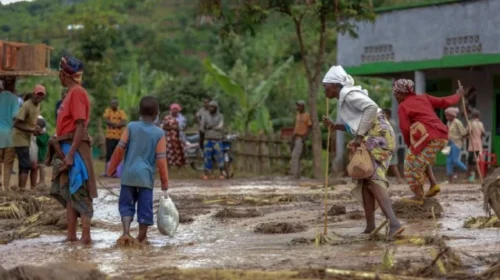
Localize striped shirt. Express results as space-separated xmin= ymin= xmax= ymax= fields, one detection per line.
xmin=107 ymin=121 xmax=168 ymax=189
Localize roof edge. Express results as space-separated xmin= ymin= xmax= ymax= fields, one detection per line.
xmin=375 ymin=0 xmax=470 ymax=13
xmin=344 ymin=53 xmax=500 ymax=76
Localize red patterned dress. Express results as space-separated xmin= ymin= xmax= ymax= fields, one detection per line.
xmin=163 ymin=115 xmax=186 ymax=167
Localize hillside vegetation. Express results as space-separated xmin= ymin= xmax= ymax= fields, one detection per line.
xmin=0 ymin=0 xmax=451 ymax=175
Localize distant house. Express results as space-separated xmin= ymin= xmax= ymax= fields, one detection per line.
xmin=67 ymin=24 xmax=84 ymax=31
xmin=336 ymin=0 xmax=500 ymax=165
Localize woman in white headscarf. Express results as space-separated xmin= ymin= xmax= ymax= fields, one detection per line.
xmin=322 ymin=65 xmax=403 ymax=239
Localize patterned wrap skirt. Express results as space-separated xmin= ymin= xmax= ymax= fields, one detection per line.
xmin=351 ymin=112 xmax=396 ymax=204
xmin=50 ymin=158 xmax=94 ymax=218
xmin=404 ymin=138 xmax=448 ymax=189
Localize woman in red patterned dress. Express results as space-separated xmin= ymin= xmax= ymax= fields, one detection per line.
xmin=162 ymin=104 xmax=186 ymax=167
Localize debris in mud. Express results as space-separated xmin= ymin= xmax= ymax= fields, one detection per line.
xmin=116 ymin=235 xmax=141 ymax=248
xmin=131 ymin=267 xmax=335 ymax=280
xmin=0 ymin=192 xmax=42 ymax=219
xmin=289 ymin=237 xmax=312 ymax=245
xmin=463 ymin=216 xmax=500 ymax=229
xmin=478 ymin=259 xmax=500 ymax=279
xmin=392 ymin=198 xmax=443 ymax=219
xmin=203 ymin=195 xmax=295 ymax=207
xmin=347 ymin=210 xmax=364 ymax=220
xmin=327 ymin=204 xmax=346 ymax=216
xmin=0 ymin=263 xmax=107 ymax=280
xmin=254 ymin=222 xmax=306 ymax=234
xmin=214 ymin=207 xmax=262 ymax=219
xmin=482 ymin=167 xmax=500 ymax=218
xmin=0 ymin=191 xmax=67 ymax=243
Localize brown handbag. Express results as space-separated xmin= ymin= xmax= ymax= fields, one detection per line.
xmin=347 ymin=143 xmax=374 ymax=180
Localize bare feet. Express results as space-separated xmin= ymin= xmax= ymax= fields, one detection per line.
xmin=362 ymin=226 xmax=375 ymax=234
xmin=137 ymin=236 xmax=150 ymax=245
xmin=79 ymin=236 xmax=92 ymax=245
xmin=63 ymin=236 xmax=78 ymax=242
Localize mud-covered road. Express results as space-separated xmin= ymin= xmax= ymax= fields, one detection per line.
xmin=0 ymin=177 xmax=499 ymax=278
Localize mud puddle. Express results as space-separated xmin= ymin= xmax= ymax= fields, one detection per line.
xmin=0 ymin=180 xmax=499 ymax=278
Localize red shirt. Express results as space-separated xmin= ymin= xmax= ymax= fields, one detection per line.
xmin=398 ymin=93 xmax=461 ymax=154
xmin=56 ymin=85 xmax=91 ymax=136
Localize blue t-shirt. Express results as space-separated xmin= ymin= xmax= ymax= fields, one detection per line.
xmin=121 ymin=121 xmax=165 ymax=189
xmin=0 ymin=91 xmax=21 ymax=148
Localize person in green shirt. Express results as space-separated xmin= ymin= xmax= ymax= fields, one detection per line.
xmin=12 ymin=85 xmax=45 ymax=190
xmin=36 ymin=117 xmax=49 ymax=186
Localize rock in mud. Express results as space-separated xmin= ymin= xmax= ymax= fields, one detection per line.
xmin=327 ymin=204 xmax=347 ymax=216
xmin=482 ymin=167 xmax=500 ymax=218
xmin=0 ymin=263 xmax=107 ymax=280
xmin=214 ymin=208 xmax=262 ymax=219
xmin=179 ymin=215 xmax=194 ymax=224
xmin=254 ymin=222 xmax=306 ymax=234
xmin=392 ymin=198 xmax=443 ymax=219
xmin=347 ymin=210 xmax=365 ymax=220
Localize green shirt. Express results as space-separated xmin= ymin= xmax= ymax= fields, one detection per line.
xmin=12 ymin=99 xmax=40 ymax=147
xmin=36 ymin=133 xmax=50 ymax=162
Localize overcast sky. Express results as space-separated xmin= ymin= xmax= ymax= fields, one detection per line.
xmin=1 ymin=0 xmax=33 ymax=4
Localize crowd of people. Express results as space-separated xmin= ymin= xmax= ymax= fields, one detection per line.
xmin=0 ymin=55 xmax=488 ymax=244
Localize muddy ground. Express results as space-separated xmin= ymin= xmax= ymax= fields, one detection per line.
xmin=1 ymin=177 xmax=500 ymax=279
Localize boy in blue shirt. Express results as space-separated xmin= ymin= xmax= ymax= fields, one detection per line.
xmin=107 ymin=96 xmax=169 ymax=244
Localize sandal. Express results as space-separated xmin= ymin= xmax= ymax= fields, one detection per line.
xmin=388 ymin=227 xmax=405 ymax=240
xmin=425 ymin=184 xmax=441 ymax=198
xmin=201 ymin=175 xmax=209 ymax=180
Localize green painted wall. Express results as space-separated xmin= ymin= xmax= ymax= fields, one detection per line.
xmin=493 ymin=76 xmax=500 ymax=164
xmin=426 ymin=79 xmax=453 ymax=166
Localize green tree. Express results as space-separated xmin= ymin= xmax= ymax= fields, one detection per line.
xmin=75 ymin=9 xmax=123 ymax=155
xmin=204 ymin=56 xmax=294 ymax=134
xmin=202 ymin=0 xmax=375 ymax=178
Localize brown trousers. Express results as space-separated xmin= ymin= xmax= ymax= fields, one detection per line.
xmin=0 ymin=147 xmax=16 ymax=188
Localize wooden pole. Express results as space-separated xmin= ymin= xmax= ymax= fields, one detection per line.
xmin=458 ymin=80 xmax=483 ymax=184
xmin=324 ymin=99 xmax=331 ymax=235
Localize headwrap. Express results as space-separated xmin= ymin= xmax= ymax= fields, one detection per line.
xmin=393 ymin=79 xmax=416 ymax=96
xmin=322 ymin=65 xmax=355 ymax=87
xmin=445 ymin=107 xmax=459 ymax=117
xmin=60 ymin=56 xmax=84 ymax=84
xmin=208 ymin=101 xmax=219 ymax=108
xmin=170 ymin=103 xmax=182 ymax=112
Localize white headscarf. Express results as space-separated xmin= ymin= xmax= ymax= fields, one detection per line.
xmin=322 ymin=65 xmax=355 ymax=87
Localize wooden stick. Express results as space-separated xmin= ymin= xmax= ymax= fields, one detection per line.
xmin=458 ymin=80 xmax=483 ymax=184
xmin=325 ymin=268 xmax=429 ymax=280
xmin=369 ymin=219 xmax=388 ymax=239
xmin=324 ymin=99 xmax=331 ymax=235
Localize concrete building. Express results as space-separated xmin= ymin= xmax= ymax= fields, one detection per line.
xmin=336 ymin=0 xmax=500 ymax=166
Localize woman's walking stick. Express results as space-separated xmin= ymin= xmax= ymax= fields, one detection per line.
xmin=324 ymin=99 xmax=331 ymax=235
xmin=458 ymin=81 xmax=483 ymax=184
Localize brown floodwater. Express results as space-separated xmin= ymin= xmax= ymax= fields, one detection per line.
xmin=0 ymin=179 xmax=499 ymax=277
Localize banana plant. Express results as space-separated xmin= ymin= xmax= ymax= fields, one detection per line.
xmin=203 ymin=56 xmax=293 ymax=134
xmin=115 ymin=61 xmax=172 ymax=119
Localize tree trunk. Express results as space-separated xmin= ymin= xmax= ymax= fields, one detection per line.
xmin=308 ymin=82 xmax=323 ymax=179
xmin=97 ymin=118 xmax=106 ymax=160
